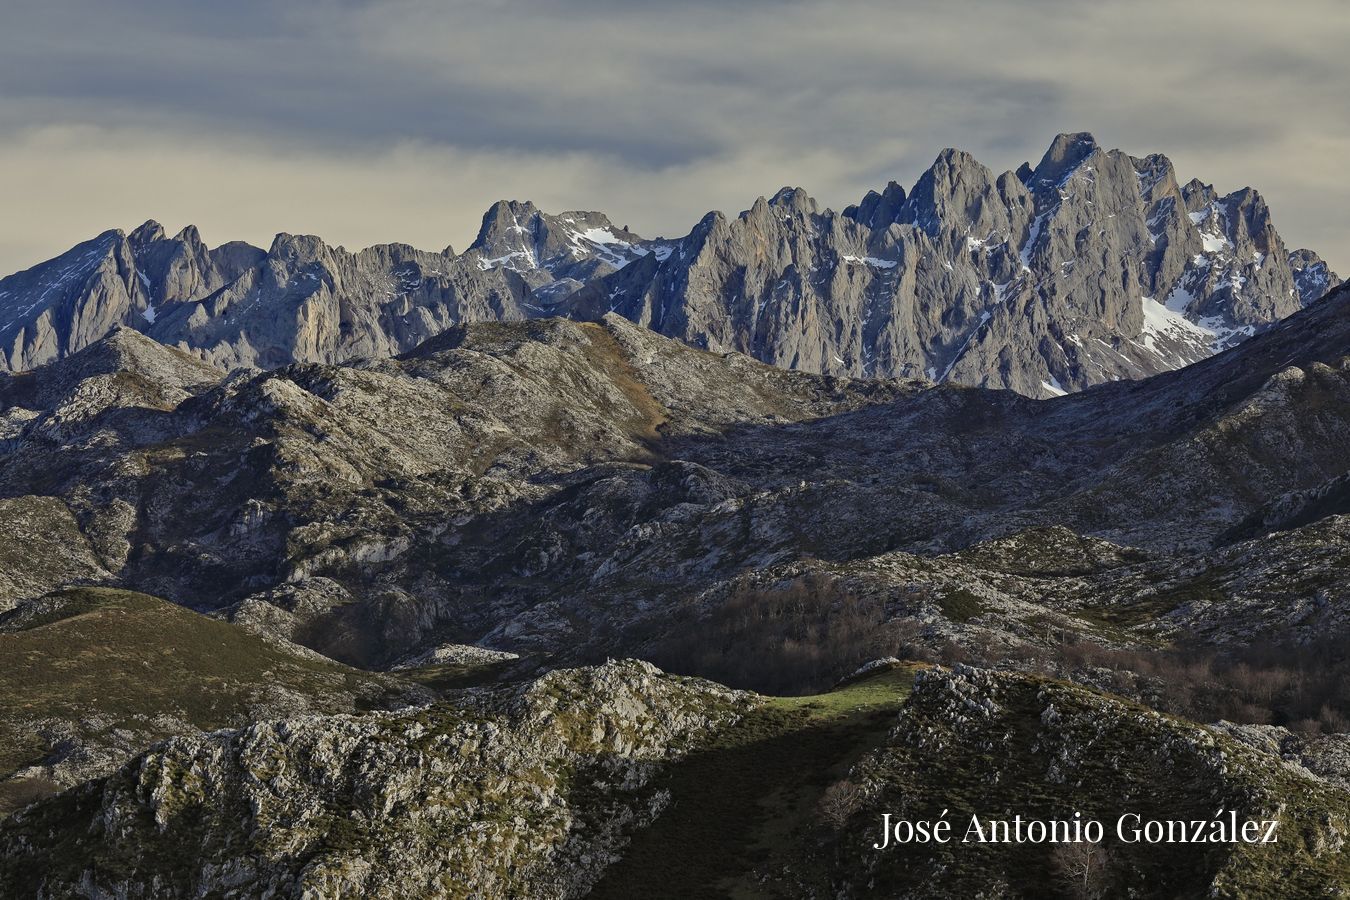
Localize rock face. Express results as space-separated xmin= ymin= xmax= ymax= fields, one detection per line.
xmin=585 ymin=133 xmax=1341 ymax=396
xmin=0 ymin=201 xmax=655 ymax=378
xmin=471 ymin=200 xmax=651 ymax=297
xmin=0 ymin=660 xmax=752 ymax=899
xmin=1212 ymin=721 xmax=1350 ymax=790
xmin=0 ymin=134 xmax=1338 ymax=396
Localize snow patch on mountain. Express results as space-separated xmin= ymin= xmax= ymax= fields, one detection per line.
xmin=842 ymin=255 xmax=898 ymax=269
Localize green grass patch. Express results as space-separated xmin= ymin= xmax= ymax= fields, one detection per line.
xmin=398 ymin=658 xmax=519 ymax=692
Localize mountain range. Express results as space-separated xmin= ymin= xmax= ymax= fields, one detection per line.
xmin=1 ymin=133 xmax=1339 ymax=397
xmin=4 ymin=134 xmax=1350 ymax=896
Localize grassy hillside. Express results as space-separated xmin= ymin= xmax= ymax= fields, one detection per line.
xmin=0 ymin=587 xmax=416 ymax=816
xmin=591 ymin=663 xmax=920 ymax=898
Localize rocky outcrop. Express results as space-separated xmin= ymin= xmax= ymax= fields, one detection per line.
xmin=0 ymin=496 xmax=109 ymax=611
xmin=0 ymin=587 xmax=426 ymax=818
xmin=391 ymin=642 xmax=520 ymax=669
xmin=830 ymin=666 xmax=1350 ymax=897
xmin=0 ymin=232 xmax=146 ymax=373
xmin=0 ymin=135 xmax=1337 ymax=397
xmin=0 ymin=660 xmax=753 ymax=899
xmin=1212 ymin=721 xmax=1350 ymax=790
xmin=470 ymin=200 xmax=651 ymax=296
xmin=1290 ymin=247 xmax=1343 ymax=306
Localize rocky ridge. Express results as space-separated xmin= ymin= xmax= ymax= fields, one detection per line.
xmin=0 ymin=134 xmax=1338 ymax=397
xmin=0 ymin=660 xmax=753 ymax=899
xmin=829 ymin=666 xmax=1350 ymax=896
xmin=7 ymin=661 xmax=1348 ymax=898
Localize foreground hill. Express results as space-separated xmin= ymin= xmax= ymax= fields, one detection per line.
xmin=3 ymin=663 xmax=1345 ymax=898
xmin=0 ymin=660 xmax=753 ymax=898
xmin=833 ymin=666 xmax=1349 ymax=897
xmin=0 ymin=135 xmax=1338 ymax=396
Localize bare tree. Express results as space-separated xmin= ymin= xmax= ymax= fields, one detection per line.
xmin=1051 ymin=842 xmax=1111 ymax=899
xmin=817 ymin=778 xmax=865 ymax=829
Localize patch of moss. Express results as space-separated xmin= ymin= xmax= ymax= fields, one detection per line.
xmin=1078 ymin=576 xmax=1225 ymax=630
xmin=937 ymin=588 xmax=987 ymax=623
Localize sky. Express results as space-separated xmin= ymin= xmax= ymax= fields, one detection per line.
xmin=3 ymin=0 xmax=1348 ymax=275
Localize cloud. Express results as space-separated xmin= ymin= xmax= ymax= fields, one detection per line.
xmin=1 ymin=0 xmax=1347 ymax=273
xmin=0 ymin=123 xmax=887 ymax=271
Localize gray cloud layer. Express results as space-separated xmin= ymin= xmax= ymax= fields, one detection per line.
xmin=3 ymin=0 xmax=1348 ymax=273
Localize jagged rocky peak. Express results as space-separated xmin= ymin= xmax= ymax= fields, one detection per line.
xmin=1181 ymin=176 xmax=1217 ymax=211
xmin=472 ymin=198 xmax=546 ymax=263
xmin=808 ymin=130 xmax=1339 ymax=394
xmin=128 ymin=219 xmax=167 ymax=247
xmin=1290 ymin=248 xmax=1343 ymax=306
xmin=0 ymin=229 xmax=144 ymax=372
xmin=1 ymin=218 xmax=549 ymax=374
xmin=740 ymin=188 xmax=824 ymax=235
xmin=765 ymin=185 xmax=819 ymax=215
xmin=474 ymin=197 xmax=542 ymax=240
xmin=1131 ymin=152 xmax=1181 ymax=203
xmin=266 ymin=232 xmax=338 ymax=273
xmin=844 ymin=179 xmax=907 ymax=228
xmin=1027 ymin=131 xmax=1101 ymax=190
xmin=898 ymin=146 xmax=1032 ymax=250
xmin=174 ymin=223 xmax=206 ymax=252
xmin=1222 ymin=186 xmax=1277 ymax=248
xmin=469 ymin=198 xmax=648 ymax=283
